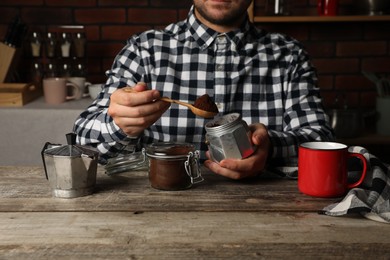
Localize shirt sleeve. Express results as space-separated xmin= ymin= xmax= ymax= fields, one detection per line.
xmin=267 ymin=44 xmax=335 ymax=166
xmin=73 ymin=36 xmax=147 ymax=164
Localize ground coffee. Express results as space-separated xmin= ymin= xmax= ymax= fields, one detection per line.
xmin=193 ymin=94 xmax=219 ymax=113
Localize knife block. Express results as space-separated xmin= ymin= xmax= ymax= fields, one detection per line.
xmin=0 ymin=43 xmax=42 ymax=106
xmin=0 ymin=42 xmax=19 ymax=83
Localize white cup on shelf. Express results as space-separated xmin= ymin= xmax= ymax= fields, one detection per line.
xmin=88 ymin=83 xmax=104 ymax=100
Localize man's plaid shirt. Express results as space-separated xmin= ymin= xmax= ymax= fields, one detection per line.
xmin=73 ymin=6 xmax=334 ymax=165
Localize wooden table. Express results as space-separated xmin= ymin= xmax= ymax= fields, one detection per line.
xmin=0 ymin=166 xmax=389 ymax=259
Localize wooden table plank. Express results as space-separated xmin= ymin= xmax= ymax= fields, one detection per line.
xmin=0 ymin=211 xmax=388 ymax=259
xmin=1 ymin=166 xmax=389 ymax=259
xmin=0 ymin=166 xmax=335 ymax=213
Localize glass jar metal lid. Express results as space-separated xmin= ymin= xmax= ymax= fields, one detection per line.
xmin=145 ymin=142 xmax=195 ymax=160
xmin=205 ymin=113 xmax=255 ymax=162
xmin=105 ymin=151 xmax=147 ymax=176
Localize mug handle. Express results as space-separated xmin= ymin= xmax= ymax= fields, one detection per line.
xmin=66 ymin=82 xmax=80 ymax=101
xmin=83 ymin=82 xmax=92 ymax=98
xmin=347 ymin=152 xmax=367 ymax=189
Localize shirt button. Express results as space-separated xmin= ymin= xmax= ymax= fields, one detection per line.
xmin=217 ymin=65 xmax=224 ymax=71
xmin=217 ymin=35 xmax=226 ymax=43
xmin=216 ymin=103 xmax=222 ymax=109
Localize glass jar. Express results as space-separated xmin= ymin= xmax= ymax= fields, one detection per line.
xmin=266 ymin=0 xmax=291 ymax=16
xmin=30 ymin=32 xmax=41 ymax=57
xmin=31 ymin=62 xmax=43 ymax=88
xmin=73 ymin=32 xmax=86 ymax=58
xmin=145 ymin=142 xmax=203 ymax=190
xmin=60 ymin=32 xmax=71 ymax=58
xmin=60 ymin=63 xmax=72 ymax=78
xmin=45 ymin=32 xmax=57 ymax=58
xmin=45 ymin=63 xmax=57 ymax=78
xmin=73 ymin=63 xmax=86 ymax=77
xmin=205 ymin=113 xmax=255 ymax=163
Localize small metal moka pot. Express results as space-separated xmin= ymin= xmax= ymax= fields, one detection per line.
xmin=205 ymin=113 xmax=255 ymax=163
xmin=41 ymin=133 xmax=99 ymax=198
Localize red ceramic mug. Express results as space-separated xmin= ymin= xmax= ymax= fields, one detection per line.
xmin=298 ymin=142 xmax=367 ymax=198
xmin=318 ymin=0 xmax=338 ymax=16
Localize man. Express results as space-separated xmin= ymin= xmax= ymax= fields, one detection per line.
xmin=73 ymin=0 xmax=334 ymax=179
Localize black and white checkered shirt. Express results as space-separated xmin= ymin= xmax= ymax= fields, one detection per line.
xmin=74 ymin=6 xmax=334 ymax=165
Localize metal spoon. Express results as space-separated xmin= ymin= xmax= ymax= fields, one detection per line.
xmin=160 ymin=97 xmax=217 ymax=119
xmin=122 ymin=87 xmax=217 ymax=118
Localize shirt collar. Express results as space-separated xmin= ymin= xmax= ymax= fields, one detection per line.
xmin=184 ymin=5 xmax=254 ymax=50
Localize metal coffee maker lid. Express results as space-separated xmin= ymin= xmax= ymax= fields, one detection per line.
xmin=205 ymin=113 xmax=255 ymax=163
xmin=41 ymin=133 xmax=99 ymax=198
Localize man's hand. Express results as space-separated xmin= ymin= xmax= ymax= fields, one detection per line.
xmin=107 ymin=82 xmax=170 ymax=137
xmin=204 ymin=123 xmax=271 ymax=179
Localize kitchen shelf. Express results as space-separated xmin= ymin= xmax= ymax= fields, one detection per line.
xmin=253 ymin=15 xmax=390 ymax=23
xmin=247 ymin=1 xmax=390 ymax=23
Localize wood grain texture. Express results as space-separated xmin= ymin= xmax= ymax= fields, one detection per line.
xmin=1 ymin=212 xmax=389 ymax=259
xmin=0 ymin=166 xmax=388 ymax=259
xmin=0 ymin=166 xmax=334 ymax=212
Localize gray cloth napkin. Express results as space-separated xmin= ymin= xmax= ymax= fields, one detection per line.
xmin=272 ymin=146 xmax=390 ymax=223
xmin=320 ymin=146 xmax=390 ymax=223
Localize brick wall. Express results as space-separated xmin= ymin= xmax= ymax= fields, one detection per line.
xmin=253 ymin=0 xmax=390 ymax=110
xmin=1 ymin=0 xmax=389 ymax=110
xmin=0 ymin=0 xmax=193 ymax=86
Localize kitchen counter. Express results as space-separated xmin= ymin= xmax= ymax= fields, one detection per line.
xmin=0 ymin=97 xmax=93 ymax=165
xmin=0 ymin=165 xmax=388 ymax=259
